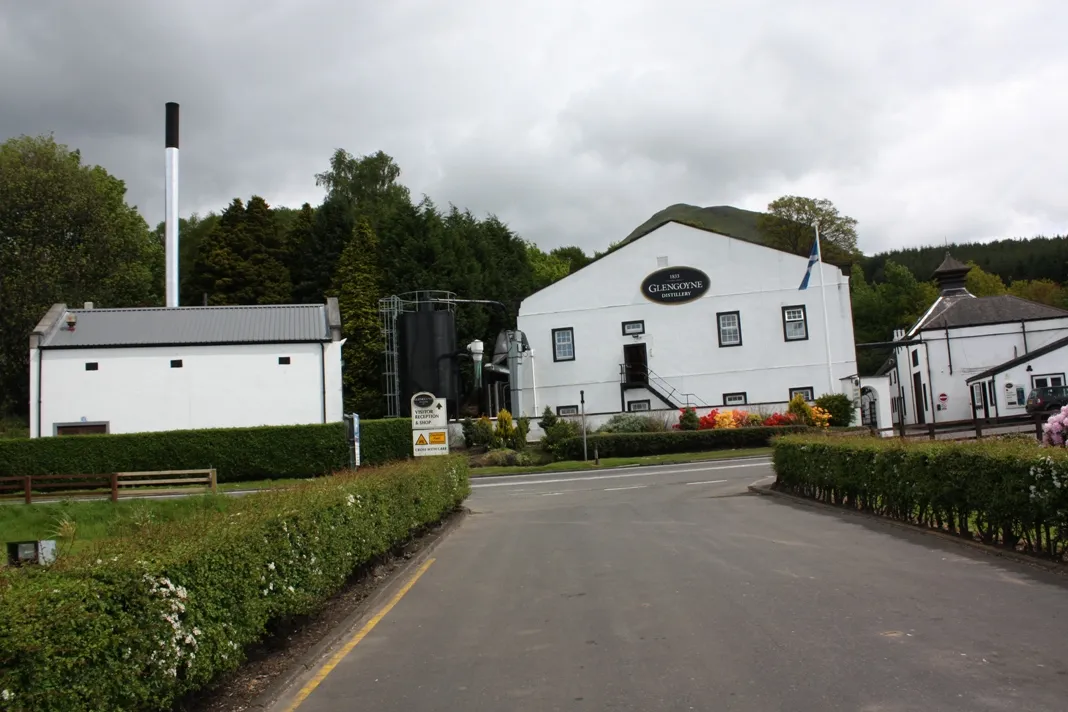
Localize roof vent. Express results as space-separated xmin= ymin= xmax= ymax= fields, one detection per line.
xmin=932 ymin=253 xmax=972 ymax=295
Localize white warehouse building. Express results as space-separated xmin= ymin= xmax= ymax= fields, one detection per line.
xmin=514 ymin=213 xmax=860 ymax=417
xmin=28 ymin=299 xmax=345 ymax=437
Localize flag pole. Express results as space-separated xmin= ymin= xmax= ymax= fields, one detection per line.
xmin=815 ymin=223 xmax=835 ymax=394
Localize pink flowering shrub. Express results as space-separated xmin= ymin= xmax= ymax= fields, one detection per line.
xmin=1042 ymin=405 xmax=1068 ymax=447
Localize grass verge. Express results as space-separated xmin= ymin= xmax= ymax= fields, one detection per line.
xmin=471 ymin=447 xmax=771 ymax=476
xmin=0 ymin=495 xmax=234 ymax=551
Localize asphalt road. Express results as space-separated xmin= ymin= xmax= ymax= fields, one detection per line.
xmin=274 ymin=457 xmax=1068 ymax=712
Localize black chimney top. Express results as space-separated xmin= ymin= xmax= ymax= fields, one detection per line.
xmin=932 ymin=252 xmax=971 ymax=294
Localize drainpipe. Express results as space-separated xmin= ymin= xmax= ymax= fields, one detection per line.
xmin=36 ymin=348 xmax=43 ymax=438
xmin=529 ymin=349 xmax=537 ymax=417
xmin=944 ymin=326 xmax=953 ymax=375
xmin=1021 ymin=320 xmax=1029 ymax=354
xmin=320 ymin=343 xmax=326 ymax=423
xmin=922 ymin=340 xmax=937 ymax=423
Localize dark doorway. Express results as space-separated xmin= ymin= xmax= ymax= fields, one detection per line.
xmin=912 ymin=372 xmax=926 ymax=424
xmin=623 ymin=343 xmax=648 ymax=385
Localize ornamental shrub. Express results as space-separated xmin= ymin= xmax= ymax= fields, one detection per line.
xmin=1042 ymin=405 xmax=1068 ymax=446
xmin=599 ymin=414 xmax=661 ymax=433
xmin=538 ymin=406 xmax=558 ymax=431
xmin=0 ymin=456 xmax=470 ymax=711
xmin=809 ymin=405 xmax=832 ymax=428
xmin=815 ymin=393 xmax=855 ymax=427
xmin=678 ymin=407 xmax=700 ymax=431
xmin=713 ymin=411 xmax=739 ymax=429
xmin=494 ymin=409 xmax=515 ymax=449
xmin=787 ymin=394 xmax=814 ymax=424
xmin=763 ymin=412 xmax=797 ymax=427
xmin=542 ymin=418 xmax=581 ymax=455
xmin=462 ymin=416 xmax=495 ymax=448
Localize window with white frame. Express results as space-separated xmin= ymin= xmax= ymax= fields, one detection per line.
xmin=557 ymin=405 xmax=579 ymax=416
xmin=723 ymin=392 xmax=747 ymax=406
xmin=552 ymin=328 xmax=575 ymax=362
xmin=627 ymin=400 xmax=651 ymax=412
xmin=782 ymin=306 xmax=808 ymax=341
xmin=717 ymin=311 xmax=742 ymax=347
xmin=789 ymin=386 xmax=814 ymax=402
xmin=1033 ymin=374 xmax=1066 ymax=389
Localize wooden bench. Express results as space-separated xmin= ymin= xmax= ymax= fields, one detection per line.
xmin=0 ymin=469 xmax=217 ymax=504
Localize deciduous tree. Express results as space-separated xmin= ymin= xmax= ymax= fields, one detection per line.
xmin=965 ymin=261 xmax=1007 ymax=297
xmin=0 ymin=134 xmax=162 ymax=414
xmin=758 ymin=195 xmax=860 ymax=262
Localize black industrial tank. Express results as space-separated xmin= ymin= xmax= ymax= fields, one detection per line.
xmin=398 ymin=307 xmax=459 ymax=418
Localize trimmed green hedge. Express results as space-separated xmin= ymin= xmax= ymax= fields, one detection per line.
xmin=557 ymin=426 xmax=808 ymax=460
xmin=773 ymin=434 xmax=1068 ymax=558
xmin=358 ymin=418 xmax=413 ymax=465
xmin=0 ymin=456 xmax=469 ymax=711
xmin=0 ymin=419 xmax=413 ymax=483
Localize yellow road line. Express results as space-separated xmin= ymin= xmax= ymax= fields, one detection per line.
xmin=282 ymin=557 xmax=436 ymax=711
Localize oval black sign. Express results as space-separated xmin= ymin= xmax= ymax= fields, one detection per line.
xmin=412 ymin=393 xmax=435 ymax=408
xmin=640 ymin=267 xmax=710 ymax=305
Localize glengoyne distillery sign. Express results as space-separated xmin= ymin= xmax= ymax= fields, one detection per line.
xmin=640 ymin=267 xmax=710 ymax=305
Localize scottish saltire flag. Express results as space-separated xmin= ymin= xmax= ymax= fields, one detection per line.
xmin=798 ymin=237 xmax=820 ymax=290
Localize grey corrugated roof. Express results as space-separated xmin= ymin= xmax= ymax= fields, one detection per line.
xmin=38 ymin=304 xmax=333 ymax=349
xmin=917 ymin=295 xmax=1068 ymax=331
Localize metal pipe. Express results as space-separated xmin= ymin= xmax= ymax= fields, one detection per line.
xmin=320 ymin=342 xmax=326 ymax=423
xmin=165 ymin=102 xmax=180 ymax=307
xmin=36 ymin=347 xmax=42 ymax=438
xmin=944 ymin=326 xmax=953 ymax=375
xmin=580 ymin=389 xmax=588 ymax=461
xmin=530 ymin=349 xmax=537 ymax=416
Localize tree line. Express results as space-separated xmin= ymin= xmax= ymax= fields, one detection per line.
xmin=2 ymin=133 xmax=1067 ymax=420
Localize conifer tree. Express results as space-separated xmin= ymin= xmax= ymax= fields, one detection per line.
xmin=333 ymin=218 xmax=385 ymax=417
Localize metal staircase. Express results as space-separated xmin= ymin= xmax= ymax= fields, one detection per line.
xmin=618 ymin=364 xmax=708 ymax=410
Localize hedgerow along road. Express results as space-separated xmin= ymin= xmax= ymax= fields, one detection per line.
xmin=272 ymin=456 xmax=1068 ymax=712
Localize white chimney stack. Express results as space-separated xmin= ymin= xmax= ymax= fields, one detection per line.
xmin=165 ymin=102 xmax=180 ymax=307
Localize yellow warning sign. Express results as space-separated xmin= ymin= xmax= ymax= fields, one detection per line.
xmin=429 ymin=431 xmax=446 ymax=444
xmin=415 ymin=433 xmax=428 ymax=446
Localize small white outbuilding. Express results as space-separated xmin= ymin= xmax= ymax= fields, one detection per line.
xmin=28 ymin=299 xmax=345 ymax=437
xmin=885 ymin=254 xmax=1068 ymax=426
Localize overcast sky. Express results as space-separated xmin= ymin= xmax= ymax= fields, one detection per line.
xmin=2 ymin=1 xmax=1065 ymax=255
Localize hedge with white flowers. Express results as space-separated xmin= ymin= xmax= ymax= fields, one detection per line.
xmin=772 ymin=433 xmax=1068 ymax=559
xmin=0 ymin=456 xmax=469 ymax=711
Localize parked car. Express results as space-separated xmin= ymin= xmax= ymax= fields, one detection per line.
xmin=1025 ymin=386 xmax=1068 ymax=414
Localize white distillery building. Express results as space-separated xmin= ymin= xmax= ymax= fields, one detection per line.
xmin=514 ymin=217 xmax=859 ymax=417
xmin=28 ymin=299 xmax=345 ymax=437
xmin=884 ymin=254 xmax=1068 ymax=426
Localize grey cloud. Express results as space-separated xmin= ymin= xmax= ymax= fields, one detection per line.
xmin=2 ymin=0 xmax=1067 ymax=254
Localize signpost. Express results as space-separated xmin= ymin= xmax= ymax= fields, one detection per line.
xmin=411 ymin=392 xmax=449 ymax=457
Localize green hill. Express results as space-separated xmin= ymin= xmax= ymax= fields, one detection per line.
xmin=619 ymin=204 xmax=769 ymax=247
